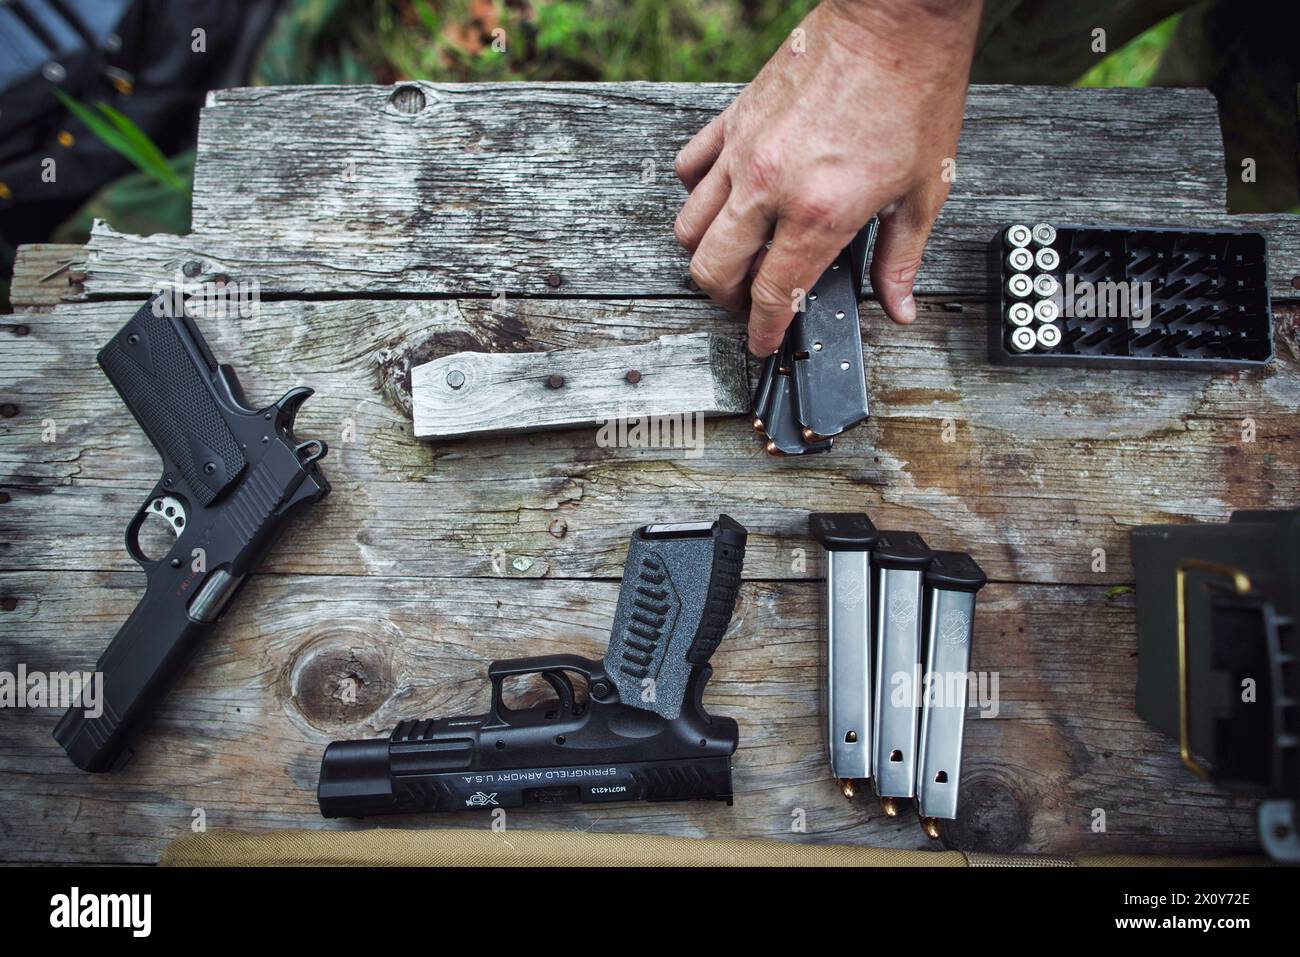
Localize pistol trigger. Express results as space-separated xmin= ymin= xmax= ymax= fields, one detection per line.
xmin=541 ymin=670 xmax=577 ymax=716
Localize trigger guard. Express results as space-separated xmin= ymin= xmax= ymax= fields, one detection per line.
xmin=490 ymin=666 xmax=578 ymax=722
xmin=125 ymin=507 xmax=154 ymax=567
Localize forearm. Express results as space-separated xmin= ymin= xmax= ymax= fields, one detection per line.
xmin=823 ymin=0 xmax=983 ymax=73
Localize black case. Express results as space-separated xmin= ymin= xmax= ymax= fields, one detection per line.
xmin=988 ymin=223 xmax=1273 ymax=370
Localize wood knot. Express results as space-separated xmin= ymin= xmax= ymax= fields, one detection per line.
xmin=938 ymin=768 xmax=1033 ymax=853
xmin=286 ymin=628 xmax=397 ymax=732
xmin=390 ymin=85 xmax=427 ymax=115
xmin=374 ymin=331 xmax=483 ymax=418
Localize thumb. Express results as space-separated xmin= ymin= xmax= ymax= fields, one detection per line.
xmin=869 ymin=189 xmax=945 ymax=325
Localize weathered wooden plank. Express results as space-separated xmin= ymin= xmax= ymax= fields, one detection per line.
xmin=9 ymin=244 xmax=85 ymax=310
xmin=2 ymin=297 xmax=1296 ymax=583
xmin=76 ymin=83 xmax=1300 ymax=301
xmin=0 ymin=572 xmax=1257 ymax=864
xmin=411 ymin=333 xmax=748 ymax=439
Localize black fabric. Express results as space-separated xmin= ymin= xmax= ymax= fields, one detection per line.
xmin=0 ymin=0 xmax=283 ymax=271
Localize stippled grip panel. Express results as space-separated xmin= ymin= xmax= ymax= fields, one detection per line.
xmin=98 ymin=299 xmax=245 ymax=506
xmin=685 ymin=528 xmax=745 ymax=666
xmin=604 ymin=515 xmax=748 ymax=718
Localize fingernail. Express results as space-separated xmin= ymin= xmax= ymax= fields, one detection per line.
xmin=898 ymin=293 xmax=916 ymax=324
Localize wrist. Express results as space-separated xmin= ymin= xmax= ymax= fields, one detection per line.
xmin=822 ymin=0 xmax=983 ymax=53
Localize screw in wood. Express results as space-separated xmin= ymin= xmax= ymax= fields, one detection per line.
xmin=182 ymin=260 xmax=202 ymax=278
xmin=546 ymin=374 xmax=565 ymax=389
xmin=625 ymin=370 xmax=641 ymax=384
xmin=545 ymin=273 xmax=563 ymax=289
xmin=446 ymin=368 xmax=466 ymax=390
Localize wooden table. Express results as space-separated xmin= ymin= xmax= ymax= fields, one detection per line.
xmin=2 ymin=83 xmax=1297 ymax=864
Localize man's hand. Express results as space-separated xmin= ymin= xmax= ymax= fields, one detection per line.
xmin=674 ymin=0 xmax=982 ymax=355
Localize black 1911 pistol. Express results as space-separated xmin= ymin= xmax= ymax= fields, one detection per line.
xmin=317 ymin=515 xmax=747 ymax=817
xmin=55 ymin=295 xmax=331 ymax=771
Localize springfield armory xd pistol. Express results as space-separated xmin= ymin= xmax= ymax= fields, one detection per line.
xmin=317 ymin=515 xmax=747 ymax=817
xmin=54 ymin=295 xmax=331 ymax=771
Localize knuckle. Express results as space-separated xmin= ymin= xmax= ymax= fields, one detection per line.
xmin=883 ymin=251 xmax=925 ymax=286
xmin=689 ymin=255 xmax=726 ymax=294
xmin=786 ymin=188 xmax=840 ymax=230
xmin=748 ymin=271 xmax=790 ymax=310
xmin=742 ymin=142 xmax=783 ymax=194
xmin=673 ymin=212 xmax=693 ymax=248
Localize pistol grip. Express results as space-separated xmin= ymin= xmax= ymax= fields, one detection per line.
xmin=98 ymin=298 xmax=246 ymax=506
xmin=604 ymin=515 xmax=748 ymax=718
xmin=685 ymin=516 xmax=746 ymax=666
xmin=54 ymin=580 xmax=212 ymax=772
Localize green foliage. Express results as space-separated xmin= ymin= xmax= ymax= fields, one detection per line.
xmin=256 ymin=0 xmax=820 ymax=85
xmin=52 ymin=89 xmax=188 ymax=193
xmin=60 ymin=1 xmax=1185 ymax=247
xmin=1076 ymin=15 xmax=1180 ymax=89
xmin=53 ymin=151 xmax=195 ymax=243
xmin=257 ymin=0 xmax=377 ymax=85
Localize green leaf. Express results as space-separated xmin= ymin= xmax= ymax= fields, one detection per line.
xmin=52 ymin=89 xmax=187 ymax=194
xmin=94 ymin=102 xmax=187 ymax=192
xmin=412 ymin=0 xmax=440 ymax=36
xmin=1105 ymin=585 xmax=1135 ymax=600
